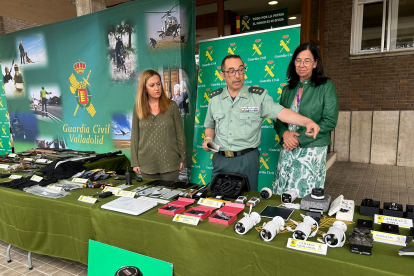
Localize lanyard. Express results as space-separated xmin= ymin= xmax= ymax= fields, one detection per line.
xmin=296 ymin=88 xmax=301 ymax=109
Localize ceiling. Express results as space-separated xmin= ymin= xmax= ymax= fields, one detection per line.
xmin=0 ymin=0 xmax=302 ymax=26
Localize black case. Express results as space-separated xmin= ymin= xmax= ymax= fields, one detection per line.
xmin=209 ymin=172 xmax=250 ymax=199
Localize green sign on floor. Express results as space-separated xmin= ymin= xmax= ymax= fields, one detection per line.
xmin=88 ymin=240 xmax=173 ymax=276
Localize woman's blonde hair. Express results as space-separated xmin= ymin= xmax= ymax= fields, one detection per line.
xmin=135 ymin=69 xmax=171 ymax=119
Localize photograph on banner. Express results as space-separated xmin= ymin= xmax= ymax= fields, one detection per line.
xmin=112 ymin=112 xmax=132 ymax=148
xmin=1 ymin=59 xmax=26 ymax=98
xmin=146 ymin=3 xmax=188 ymax=51
xmin=107 ymin=19 xmax=137 ymax=81
xmin=15 ymin=33 xmax=47 ymax=66
xmin=36 ymin=135 xmax=67 ymax=149
xmin=168 ymin=69 xmax=189 ymax=115
xmin=10 ymin=112 xmax=38 ymax=142
xmin=28 ymin=84 xmax=62 ymax=122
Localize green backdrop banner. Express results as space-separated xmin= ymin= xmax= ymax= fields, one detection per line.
xmin=190 ymin=25 xmax=300 ymax=191
xmin=0 ymin=64 xmax=12 ymax=154
xmin=0 ymin=0 xmax=195 ymax=169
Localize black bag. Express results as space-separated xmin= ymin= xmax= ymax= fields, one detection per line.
xmin=209 ymin=172 xmax=250 ymax=199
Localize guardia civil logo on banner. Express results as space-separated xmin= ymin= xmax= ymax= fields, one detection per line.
xmin=69 ymin=60 xmax=96 ymax=117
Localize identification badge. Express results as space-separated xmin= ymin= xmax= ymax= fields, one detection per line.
xmin=47 ymin=185 xmax=63 ymax=192
xmin=0 ymin=164 xmax=10 ymax=169
xmin=286 ymin=238 xmax=327 ymax=255
xmin=173 ymin=214 xmax=200 ymax=226
xmin=30 ymin=175 xmax=43 ymax=182
xmin=371 ymin=231 xmax=407 ymax=246
xmin=103 ymin=186 xmax=121 ymax=193
xmin=115 ymin=190 xmax=136 ymax=198
xmin=24 ymin=158 xmax=34 ymax=162
xmin=8 ymin=153 xmax=17 ymax=158
xmin=78 ymin=195 xmax=97 ymax=204
xmin=72 ymin=178 xmax=89 ymax=184
xmin=197 ymin=198 xmax=223 ymax=208
xmin=374 ymin=214 xmax=413 ymax=229
xmin=9 ymin=174 xmax=22 ymax=179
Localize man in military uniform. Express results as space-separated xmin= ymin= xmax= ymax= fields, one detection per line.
xmin=19 ymin=41 xmax=25 ymax=65
xmin=202 ymin=55 xmax=320 ymax=191
xmin=40 ymin=86 xmax=52 ymax=117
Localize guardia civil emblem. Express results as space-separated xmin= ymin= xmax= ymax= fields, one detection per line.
xmin=69 ymin=60 xmax=96 ymax=117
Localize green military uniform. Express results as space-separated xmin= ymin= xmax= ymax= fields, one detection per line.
xmin=204 ymin=84 xmax=284 ymax=191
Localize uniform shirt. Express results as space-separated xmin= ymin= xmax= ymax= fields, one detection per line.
xmin=204 ymin=84 xmax=284 ymax=152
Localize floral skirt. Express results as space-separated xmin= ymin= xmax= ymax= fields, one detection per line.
xmin=272 ymin=146 xmax=327 ymax=198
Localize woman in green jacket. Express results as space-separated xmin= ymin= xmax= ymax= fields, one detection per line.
xmin=273 ymin=42 xmax=338 ymax=197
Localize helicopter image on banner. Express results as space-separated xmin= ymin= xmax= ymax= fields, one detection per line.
xmin=147 ymin=4 xmax=181 ymax=39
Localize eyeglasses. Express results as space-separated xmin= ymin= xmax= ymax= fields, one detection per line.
xmin=222 ymin=67 xmax=245 ymax=76
xmin=294 ymin=58 xmax=314 ymax=67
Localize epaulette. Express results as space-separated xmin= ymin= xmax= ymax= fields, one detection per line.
xmin=209 ymin=88 xmax=223 ymax=98
xmin=248 ymin=86 xmax=265 ymax=95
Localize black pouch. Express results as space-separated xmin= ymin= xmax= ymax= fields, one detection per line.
xmin=209 ymin=172 xmax=250 ymax=199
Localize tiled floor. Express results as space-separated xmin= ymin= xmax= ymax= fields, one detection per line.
xmin=0 ymin=240 xmax=87 ymax=275
xmin=0 ymin=161 xmax=413 ymax=275
xmin=325 ymin=161 xmax=414 ymax=210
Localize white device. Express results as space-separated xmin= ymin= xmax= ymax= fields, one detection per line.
xmin=329 ymin=195 xmax=355 ymax=221
xmin=288 ymin=214 xmax=319 ymax=241
xmin=234 ymin=212 xmax=261 ymax=235
xmin=246 ymin=197 xmax=260 ymax=207
xmin=323 ymin=221 xmax=347 ymax=248
xmin=281 ymin=189 xmax=299 ymax=203
xmin=259 ymin=216 xmax=285 ymax=242
xmin=101 ymin=197 xmax=157 ymax=216
xmin=259 ymin=187 xmax=273 ymax=200
xmin=235 ymin=196 xmax=247 ymax=204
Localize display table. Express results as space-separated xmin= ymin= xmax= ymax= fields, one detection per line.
xmin=0 ymin=177 xmax=412 ymax=275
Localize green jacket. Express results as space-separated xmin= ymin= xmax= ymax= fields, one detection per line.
xmin=274 ymin=79 xmax=338 ymax=148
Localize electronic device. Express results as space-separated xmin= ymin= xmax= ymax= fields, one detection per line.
xmin=310 ymin=188 xmax=324 ymax=199
xmin=360 ymin=198 xmax=381 ymax=217
xmin=235 ymin=196 xmax=247 ymax=204
xmin=349 ymin=227 xmax=374 ymax=255
xmin=356 ymin=219 xmax=373 ymax=230
xmin=281 ymin=189 xmax=299 ymax=203
xmin=259 ymin=187 xmax=272 ymax=200
xmin=301 ymin=189 xmax=331 ymax=213
xmin=306 ymin=211 xmax=321 ymax=223
xmin=380 ymin=223 xmax=400 ymax=235
xmin=99 ymin=191 xmax=113 ymax=198
xmin=259 ymin=216 xmax=285 ymax=242
xmin=383 ymin=202 xmax=404 ymax=218
xmin=234 ymin=212 xmax=261 ymax=235
xmin=246 ymin=197 xmax=260 ymax=207
xmin=125 ymin=168 xmax=131 ymax=185
xmin=194 ymin=186 xmax=209 ymax=200
xmin=407 ymin=205 xmax=414 ymax=220
xmin=259 ymin=206 xmax=294 ymax=221
xmin=329 ymin=195 xmax=355 ymax=221
xmin=130 ymin=186 xmax=149 ymax=193
xmin=101 ymin=197 xmax=157 ymax=216
xmin=288 ymin=214 xmax=319 ymax=241
xmin=149 ymin=188 xmax=171 ymax=198
xmin=323 ymin=221 xmax=347 ymax=248
xmin=160 ymin=190 xmax=182 ymax=200
xmin=135 ymin=175 xmax=142 ymax=182
xmin=138 ymin=187 xmax=160 ymax=196
xmin=399 ymin=246 xmax=414 ymax=256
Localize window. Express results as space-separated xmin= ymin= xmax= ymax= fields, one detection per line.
xmin=351 ymin=0 xmax=414 ymax=55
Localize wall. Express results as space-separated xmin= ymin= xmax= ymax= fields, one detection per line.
xmin=324 ymin=0 xmax=414 ymax=111
xmin=0 ymin=17 xmax=40 ymax=35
